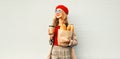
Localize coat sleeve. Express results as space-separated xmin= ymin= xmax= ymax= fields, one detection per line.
xmin=49 ymin=34 xmax=54 ymax=45
xmin=69 ymin=32 xmax=78 ymax=47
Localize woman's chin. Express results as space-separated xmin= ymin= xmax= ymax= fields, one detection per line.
xmin=56 ymin=16 xmax=61 ymax=18
xmin=56 ymin=15 xmax=62 ymax=18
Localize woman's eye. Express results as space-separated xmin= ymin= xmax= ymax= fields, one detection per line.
xmin=55 ymin=9 xmax=62 ymax=13
xmin=58 ymin=10 xmax=61 ymax=11
xmin=58 ymin=10 xmax=62 ymax=13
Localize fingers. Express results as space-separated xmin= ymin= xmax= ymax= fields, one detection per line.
xmin=49 ymin=34 xmax=54 ymax=39
xmin=48 ymin=28 xmax=50 ymax=35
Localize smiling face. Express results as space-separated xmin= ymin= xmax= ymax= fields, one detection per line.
xmin=52 ymin=8 xmax=68 ymax=26
xmin=55 ymin=8 xmax=67 ymax=20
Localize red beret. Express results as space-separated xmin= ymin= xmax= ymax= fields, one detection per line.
xmin=56 ymin=5 xmax=69 ymax=15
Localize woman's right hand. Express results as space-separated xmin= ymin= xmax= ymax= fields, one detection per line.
xmin=48 ymin=28 xmax=54 ymax=40
xmin=48 ymin=28 xmax=54 ymax=35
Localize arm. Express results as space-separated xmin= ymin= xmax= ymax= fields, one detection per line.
xmin=48 ymin=27 xmax=55 ymax=45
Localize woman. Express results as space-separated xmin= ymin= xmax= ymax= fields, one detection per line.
xmin=48 ymin=5 xmax=78 ymax=59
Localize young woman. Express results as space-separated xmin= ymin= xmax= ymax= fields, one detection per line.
xmin=48 ymin=5 xmax=78 ymax=59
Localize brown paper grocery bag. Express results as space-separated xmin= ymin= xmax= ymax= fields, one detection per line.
xmin=58 ymin=29 xmax=72 ymax=46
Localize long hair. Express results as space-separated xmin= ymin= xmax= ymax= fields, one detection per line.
xmin=52 ymin=11 xmax=69 ymax=27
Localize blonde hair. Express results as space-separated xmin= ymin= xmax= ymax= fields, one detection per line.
xmin=52 ymin=11 xmax=69 ymax=27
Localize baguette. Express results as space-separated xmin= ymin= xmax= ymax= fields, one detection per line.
xmin=60 ymin=24 xmax=67 ymax=30
xmin=67 ymin=24 xmax=71 ymax=31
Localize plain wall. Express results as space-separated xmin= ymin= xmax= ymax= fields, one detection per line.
xmin=0 ymin=0 xmax=120 ymax=59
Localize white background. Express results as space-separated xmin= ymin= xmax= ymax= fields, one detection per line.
xmin=0 ymin=0 xmax=120 ymax=59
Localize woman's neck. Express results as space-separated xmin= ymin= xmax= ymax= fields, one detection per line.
xmin=58 ymin=18 xmax=64 ymax=26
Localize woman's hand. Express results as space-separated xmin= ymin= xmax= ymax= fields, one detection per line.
xmin=48 ymin=27 xmax=55 ymax=40
xmin=48 ymin=26 xmax=55 ymax=35
xmin=49 ymin=34 xmax=54 ymax=40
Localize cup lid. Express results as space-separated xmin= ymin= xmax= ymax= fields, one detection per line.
xmin=49 ymin=25 xmax=55 ymax=27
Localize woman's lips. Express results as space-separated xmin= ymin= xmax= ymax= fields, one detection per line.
xmin=56 ymin=13 xmax=60 ymax=16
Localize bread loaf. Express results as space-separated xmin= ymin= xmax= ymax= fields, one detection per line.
xmin=60 ymin=24 xmax=74 ymax=32
xmin=67 ymin=24 xmax=71 ymax=31
xmin=71 ymin=25 xmax=74 ymax=32
xmin=60 ymin=24 xmax=67 ymax=30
